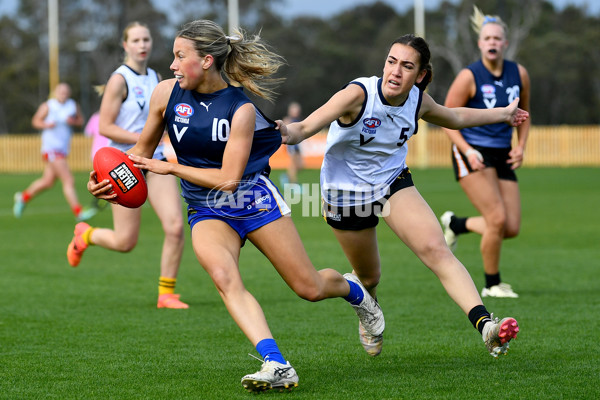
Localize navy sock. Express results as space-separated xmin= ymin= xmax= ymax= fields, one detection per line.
xmin=256 ymin=338 xmax=286 ymax=364
xmin=449 ymin=216 xmax=469 ymax=234
xmin=468 ymin=305 xmax=492 ymax=334
xmin=485 ymin=273 xmax=501 ymax=288
xmin=343 ymin=280 xmax=364 ymax=305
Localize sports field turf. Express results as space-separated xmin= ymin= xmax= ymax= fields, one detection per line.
xmin=1 ymin=167 xmax=598 ymax=399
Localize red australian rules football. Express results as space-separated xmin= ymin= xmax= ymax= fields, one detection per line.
xmin=93 ymin=147 xmax=148 ymax=208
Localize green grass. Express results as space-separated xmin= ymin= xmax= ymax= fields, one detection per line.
xmin=1 ymin=167 xmax=598 ymax=399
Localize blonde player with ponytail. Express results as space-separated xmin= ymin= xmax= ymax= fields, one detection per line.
xmin=86 ymin=19 xmax=385 ymax=392
xmin=440 ymin=6 xmax=531 ymax=299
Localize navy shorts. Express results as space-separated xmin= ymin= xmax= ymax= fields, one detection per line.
xmin=451 ymin=144 xmax=517 ymax=182
xmin=187 ymin=175 xmax=291 ymax=240
xmin=322 ymin=168 xmax=414 ymax=231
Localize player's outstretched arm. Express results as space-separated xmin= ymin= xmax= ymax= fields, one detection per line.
xmin=279 ymin=84 xmax=366 ymax=145
xmin=421 ymin=94 xmax=529 ymax=129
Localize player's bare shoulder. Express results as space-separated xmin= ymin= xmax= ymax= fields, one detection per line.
xmin=343 ymin=82 xmax=368 ymax=106
xmin=153 ymin=79 xmax=177 ymax=100
xmin=335 ymin=83 xmax=367 ymax=123
xmin=149 ymin=79 xmax=177 ymax=114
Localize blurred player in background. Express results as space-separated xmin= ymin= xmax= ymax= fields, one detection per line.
xmin=66 ymin=21 xmax=188 ymax=310
xmin=87 ymin=19 xmax=384 ymax=392
xmin=279 ymin=34 xmax=526 ymax=358
xmin=83 ymin=109 xmax=110 ymax=213
xmin=279 ymin=101 xmax=304 ymax=189
xmin=84 ymin=109 xmax=110 ymax=159
xmin=440 ymin=6 xmax=531 ymax=299
xmin=13 ymin=82 xmax=96 ymax=221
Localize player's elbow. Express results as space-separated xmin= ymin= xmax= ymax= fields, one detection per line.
xmin=31 ymin=119 xmax=44 ymax=130
xmin=217 ymin=180 xmax=240 ymax=193
xmin=216 ymin=169 xmax=246 ymax=193
xmin=445 ymin=115 xmax=465 ymax=130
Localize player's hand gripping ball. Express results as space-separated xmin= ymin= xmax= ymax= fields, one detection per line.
xmin=93 ymin=147 xmax=148 ymax=208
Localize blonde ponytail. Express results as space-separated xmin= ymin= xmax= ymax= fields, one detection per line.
xmin=470 ymin=5 xmax=508 ymax=36
xmin=177 ymin=20 xmax=285 ymax=102
xmin=93 ymin=85 xmax=105 ymax=96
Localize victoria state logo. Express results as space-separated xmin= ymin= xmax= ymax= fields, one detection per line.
xmin=481 ymin=84 xmax=496 ymax=97
xmin=363 ymin=117 xmax=382 ymax=129
xmin=109 ymin=163 xmax=139 ymax=193
xmin=361 ymin=117 xmax=381 ymax=141
xmin=174 ymin=103 xmax=194 ymax=118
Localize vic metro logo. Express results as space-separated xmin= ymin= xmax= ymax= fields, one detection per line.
xmin=174 ymin=103 xmax=194 ymax=118
xmin=363 ymin=118 xmax=382 ymax=129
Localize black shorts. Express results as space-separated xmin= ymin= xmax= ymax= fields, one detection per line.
xmin=322 ymin=168 xmax=414 ymax=231
xmin=451 ymin=144 xmax=517 ymax=182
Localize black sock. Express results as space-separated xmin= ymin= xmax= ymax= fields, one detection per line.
xmin=485 ymin=273 xmax=501 ymax=288
xmin=449 ymin=216 xmax=469 ymax=234
xmin=468 ymin=305 xmax=492 ymax=334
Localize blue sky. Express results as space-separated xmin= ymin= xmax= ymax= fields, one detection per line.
xmin=272 ymin=0 xmax=599 ymax=18
xmin=1 ymin=0 xmax=598 ymax=17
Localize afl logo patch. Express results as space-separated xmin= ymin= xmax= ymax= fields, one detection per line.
xmin=174 ymin=103 xmax=194 ymax=118
xmin=481 ymin=84 xmax=496 ymax=97
xmin=363 ymin=118 xmax=381 ymax=129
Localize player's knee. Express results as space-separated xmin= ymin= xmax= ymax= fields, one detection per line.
xmin=487 ymin=209 xmax=507 ymax=232
xmin=209 ymin=269 xmax=250 ymax=302
xmin=356 ymin=273 xmax=380 ymax=291
xmin=114 ymin=239 xmax=138 ymax=252
xmin=39 ymin=179 xmax=55 ymax=190
xmin=209 ymin=268 xmax=234 ymax=293
xmin=164 ymin=218 xmax=185 ymax=242
xmin=419 ymin=238 xmax=452 ymax=267
xmin=293 ymin=282 xmax=323 ymax=302
xmin=61 ymin=176 xmax=75 ymax=186
xmin=504 ymin=224 xmax=520 ymax=238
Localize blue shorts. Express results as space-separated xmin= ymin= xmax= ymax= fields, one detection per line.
xmin=187 ymin=175 xmax=291 ymax=240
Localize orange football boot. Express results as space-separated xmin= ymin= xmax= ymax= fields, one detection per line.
xmin=67 ymin=222 xmax=91 ymax=267
xmin=157 ymin=293 xmax=189 ymax=309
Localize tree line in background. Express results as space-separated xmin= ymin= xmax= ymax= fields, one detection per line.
xmin=0 ymin=0 xmax=598 ymax=134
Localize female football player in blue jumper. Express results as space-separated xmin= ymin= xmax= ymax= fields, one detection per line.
xmin=279 ymin=34 xmax=526 ymax=358
xmin=440 ymin=6 xmax=531 ymax=299
xmin=86 ymin=19 xmax=383 ymax=393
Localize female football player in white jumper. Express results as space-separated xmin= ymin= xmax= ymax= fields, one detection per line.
xmin=67 ymin=22 xmax=188 ymax=309
xmin=279 ymin=34 xmax=526 ymax=358
xmin=85 ymin=19 xmax=384 ymax=392
xmin=14 ymin=82 xmax=93 ymax=221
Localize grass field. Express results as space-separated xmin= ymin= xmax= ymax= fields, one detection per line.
xmin=1 ymin=167 xmax=598 ymax=399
